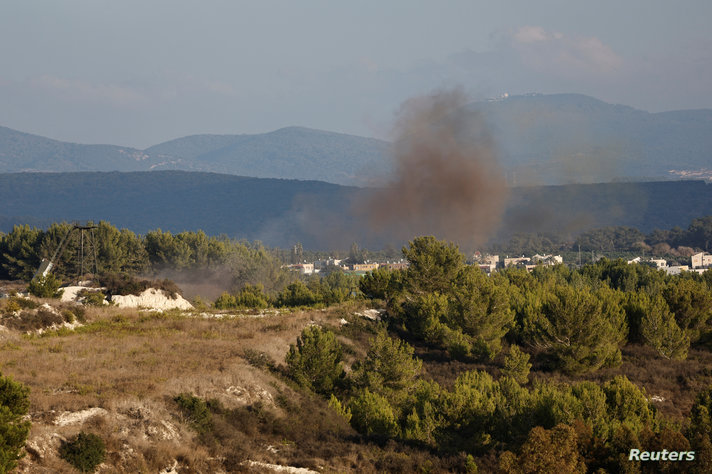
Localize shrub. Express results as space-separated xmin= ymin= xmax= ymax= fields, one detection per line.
xmin=277 ymin=280 xmax=319 ymax=307
xmin=99 ymin=273 xmax=181 ymax=298
xmin=349 ymin=389 xmax=400 ymax=438
xmin=2 ymin=299 xmax=21 ymax=314
xmin=3 ymin=308 xmax=64 ymax=332
xmin=444 ymin=327 xmax=473 ymax=360
xmin=285 ymin=326 xmax=344 ymax=395
xmin=174 ymin=393 xmax=212 ymax=434
xmin=79 ymin=290 xmax=107 ymax=307
xmin=60 ymin=309 xmax=76 ymax=323
xmin=328 ymin=394 xmax=352 ymax=423
xmin=502 ymin=345 xmax=532 ymax=385
xmin=73 ymin=306 xmax=87 ymax=323
xmin=213 ymin=292 xmax=237 ymax=309
xmin=28 ymin=274 xmax=63 ymax=298
xmin=58 ymin=432 xmax=106 ymax=473
xmin=640 ymin=295 xmax=689 ymax=360
xmin=500 ymin=424 xmax=586 ymax=473
xmin=9 ymin=297 xmax=38 ymax=310
xmin=234 ymin=284 xmax=269 ymax=309
xmin=0 ymin=374 xmax=31 ymax=472
xmin=243 ymin=349 xmax=276 ymax=370
xmin=351 ymin=331 xmax=422 ymax=405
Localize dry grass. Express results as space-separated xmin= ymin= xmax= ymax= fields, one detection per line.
xmin=4 ymin=307 xmax=326 ymax=413
xmin=3 ymin=298 xmax=377 ymax=472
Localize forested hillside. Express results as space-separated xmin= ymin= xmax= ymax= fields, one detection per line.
xmin=2 ymin=172 xmax=712 ymax=249
xmin=146 ymin=127 xmax=392 ymax=186
xmin=476 ymin=93 xmax=712 ymax=183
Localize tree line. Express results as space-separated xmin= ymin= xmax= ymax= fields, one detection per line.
xmin=489 ymin=215 xmax=712 ymax=259
xmin=0 ymin=222 xmax=290 ymax=293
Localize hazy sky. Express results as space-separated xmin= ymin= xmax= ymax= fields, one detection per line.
xmin=1 ymin=0 xmax=710 ymax=148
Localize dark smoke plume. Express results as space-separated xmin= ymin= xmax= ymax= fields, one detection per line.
xmin=356 ymin=88 xmax=508 ymax=248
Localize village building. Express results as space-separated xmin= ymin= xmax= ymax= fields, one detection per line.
xmin=691 ymin=252 xmax=712 ymax=269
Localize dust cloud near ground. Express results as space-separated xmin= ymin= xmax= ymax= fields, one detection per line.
xmin=144 ymin=267 xmax=235 ymax=301
xmin=354 ymin=88 xmax=508 ymax=250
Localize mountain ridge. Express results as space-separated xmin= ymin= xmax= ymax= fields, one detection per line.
xmin=1 ymin=93 xmax=711 ymax=185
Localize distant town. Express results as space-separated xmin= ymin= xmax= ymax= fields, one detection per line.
xmin=284 ymin=251 xmax=712 ymax=276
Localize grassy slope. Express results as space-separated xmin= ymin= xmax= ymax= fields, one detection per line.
xmin=2 ymin=297 xmax=711 ymax=472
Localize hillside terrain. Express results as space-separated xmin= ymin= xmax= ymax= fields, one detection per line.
xmin=2 ymin=171 xmax=712 ymax=248
xmin=146 ymin=127 xmax=391 ymax=186
xmin=476 ymin=94 xmax=712 ymax=184
xmin=0 ymin=126 xmax=391 ymax=187
xmin=1 ymin=94 xmax=710 ymax=186
xmin=3 ymin=236 xmax=712 ymax=472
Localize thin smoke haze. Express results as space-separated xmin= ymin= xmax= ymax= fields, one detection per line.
xmin=357 ymin=88 xmax=508 ymax=249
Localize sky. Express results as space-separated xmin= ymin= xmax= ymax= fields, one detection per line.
xmin=1 ymin=0 xmax=710 ymax=148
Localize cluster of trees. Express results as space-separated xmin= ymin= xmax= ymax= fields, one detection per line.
xmin=214 ymin=271 xmax=361 ymax=309
xmin=364 ymin=237 xmax=711 ymax=372
xmin=0 ymin=222 xmax=290 ymax=293
xmin=281 ymin=235 xmax=712 ymax=469
xmin=490 ymin=215 xmax=712 ymax=260
xmin=286 ymin=325 xmax=712 ymax=472
xmin=0 ymin=221 xmax=369 ymax=310
xmin=362 ymin=237 xmax=514 ymax=360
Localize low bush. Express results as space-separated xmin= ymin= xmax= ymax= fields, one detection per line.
xmin=3 ymin=308 xmax=64 ymax=331
xmin=59 ymin=432 xmax=106 ymax=473
xmin=243 ymin=349 xmax=276 ymax=370
xmin=285 ymin=326 xmax=344 ymax=395
xmin=174 ymin=393 xmax=212 ymax=434
xmin=28 ymin=274 xmax=63 ymax=298
xmin=0 ymin=373 xmax=31 ymax=473
xmin=9 ymin=297 xmax=39 ymax=310
xmin=79 ymin=290 xmax=107 ymax=307
xmin=99 ymin=273 xmax=181 ymax=299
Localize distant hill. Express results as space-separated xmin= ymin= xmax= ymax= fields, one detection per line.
xmin=146 ymin=127 xmax=392 ymax=186
xmin=0 ymin=126 xmax=186 ymax=173
xmin=0 ymin=171 xmax=355 ymax=249
xmin=2 ymin=172 xmax=712 ymax=249
xmin=1 ymin=94 xmax=710 ymax=186
xmin=474 ymin=93 xmax=712 ymax=184
xmin=0 ymin=126 xmax=391 ymax=186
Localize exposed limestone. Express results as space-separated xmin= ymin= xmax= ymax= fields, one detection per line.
xmin=60 ymin=285 xmax=106 ymax=304
xmin=245 ymin=460 xmax=320 ymax=473
xmin=355 ymin=308 xmax=384 ymax=321
xmin=54 ymin=407 xmax=108 ymax=426
xmin=111 ymin=288 xmax=193 ymax=311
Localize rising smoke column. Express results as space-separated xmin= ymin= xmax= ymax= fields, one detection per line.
xmin=358 ymin=88 xmax=508 ymax=248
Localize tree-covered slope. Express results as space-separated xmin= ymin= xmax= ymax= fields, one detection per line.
xmin=476 ymin=93 xmax=712 ymax=183
xmin=2 ymin=172 xmax=712 ymax=249
xmin=0 ymin=126 xmax=184 ymax=172
xmin=148 ymin=127 xmax=392 ymax=186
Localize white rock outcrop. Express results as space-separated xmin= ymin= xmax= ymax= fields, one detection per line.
xmin=54 ymin=407 xmax=108 ymax=426
xmin=110 ymin=288 xmax=193 ymax=311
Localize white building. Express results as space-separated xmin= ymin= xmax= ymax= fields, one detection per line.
xmin=664 ymin=265 xmax=689 ymax=276
xmin=691 ymin=252 xmax=712 ymax=269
